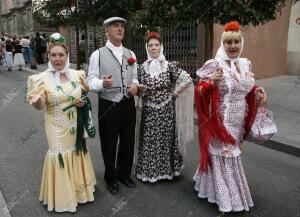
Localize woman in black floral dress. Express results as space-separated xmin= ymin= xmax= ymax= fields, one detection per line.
xmin=135 ymin=32 xmax=192 ymax=183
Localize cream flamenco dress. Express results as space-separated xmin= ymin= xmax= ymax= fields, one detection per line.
xmin=26 ymin=69 xmax=96 ymax=212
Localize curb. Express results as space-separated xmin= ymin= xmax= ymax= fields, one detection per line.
xmin=23 ymin=67 xmax=41 ymax=74
xmin=247 ymin=137 xmax=300 ymax=158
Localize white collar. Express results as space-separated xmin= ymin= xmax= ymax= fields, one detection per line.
xmin=48 ymin=55 xmax=72 ymax=86
xmin=215 ymin=33 xmax=244 ymax=79
xmin=144 ymin=43 xmax=167 ymax=78
xmin=106 ymin=40 xmax=123 ymax=52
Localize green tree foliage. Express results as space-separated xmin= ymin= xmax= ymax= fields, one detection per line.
xmin=32 ymin=0 xmax=137 ymax=28
xmin=33 ymin=0 xmax=287 ymax=29
xmin=129 ymin=0 xmax=287 ymax=30
xmin=32 ymin=0 xmax=288 ymax=61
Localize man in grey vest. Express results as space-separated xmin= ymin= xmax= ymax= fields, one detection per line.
xmin=87 ymin=17 xmax=138 ymax=194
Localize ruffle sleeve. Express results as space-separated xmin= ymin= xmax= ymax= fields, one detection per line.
xmin=239 ymin=58 xmax=254 ymax=77
xmin=196 ymin=59 xmax=219 ymax=81
xmin=168 ymin=61 xmax=192 ymax=95
xmin=26 ymin=73 xmax=46 ymax=103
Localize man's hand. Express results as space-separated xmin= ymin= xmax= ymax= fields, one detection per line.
xmin=137 ymin=84 xmax=148 ymax=93
xmin=128 ymin=84 xmax=138 ymax=96
xmin=103 ymin=75 xmax=113 ymax=88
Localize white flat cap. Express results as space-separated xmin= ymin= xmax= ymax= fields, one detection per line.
xmin=103 ymin=17 xmax=127 ymax=27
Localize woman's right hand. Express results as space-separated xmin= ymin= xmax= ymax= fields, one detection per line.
xmin=28 ymin=94 xmax=45 ymax=110
xmin=212 ymin=67 xmax=223 ymax=86
xmin=28 ymin=94 xmax=42 ymax=105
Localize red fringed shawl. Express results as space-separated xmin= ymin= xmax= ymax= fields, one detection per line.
xmin=195 ymin=81 xmax=257 ymax=172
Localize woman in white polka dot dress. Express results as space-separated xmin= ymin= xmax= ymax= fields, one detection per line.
xmin=194 ymin=21 xmax=267 ymax=213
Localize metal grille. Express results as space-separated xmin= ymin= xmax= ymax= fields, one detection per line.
xmin=132 ymin=24 xmax=198 ymax=78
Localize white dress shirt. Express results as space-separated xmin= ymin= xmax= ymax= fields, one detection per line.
xmin=20 ymin=38 xmax=30 ymax=47
xmin=87 ymin=40 xmax=138 ymax=94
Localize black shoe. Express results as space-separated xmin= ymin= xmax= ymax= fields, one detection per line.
xmin=107 ymin=183 xmax=119 ymax=194
xmin=118 ymin=178 xmax=136 ymax=188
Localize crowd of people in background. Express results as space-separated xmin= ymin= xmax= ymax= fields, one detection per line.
xmin=0 ymin=32 xmax=49 ymax=71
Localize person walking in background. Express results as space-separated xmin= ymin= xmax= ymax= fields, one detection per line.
xmin=0 ymin=37 xmax=5 ymax=67
xmin=35 ymin=32 xmax=44 ymax=64
xmin=78 ymin=33 xmax=86 ymax=68
xmin=41 ymin=33 xmax=48 ymax=62
xmin=29 ymin=35 xmax=37 ymax=69
xmin=4 ymin=39 xmax=13 ymax=71
xmin=11 ymin=36 xmax=16 ymax=58
xmin=13 ymin=40 xmax=25 ymax=70
xmin=20 ymin=35 xmax=31 ymax=64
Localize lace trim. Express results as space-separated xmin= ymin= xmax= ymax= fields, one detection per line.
xmin=144 ymin=95 xmax=172 ymax=109
xmin=46 ymin=72 xmax=62 ymax=153
xmin=58 ymin=115 xmax=76 ymax=131
xmin=48 ymin=146 xmax=76 ymax=155
xmin=40 ymin=186 xmax=96 ymax=212
xmin=194 ymin=190 xmax=252 ymax=212
xmin=193 ymin=170 xmax=253 ymax=212
xmin=136 ymin=171 xmax=180 ymax=183
xmin=143 ymin=60 xmax=169 ymax=79
xmin=42 ymin=199 xmax=95 ymax=213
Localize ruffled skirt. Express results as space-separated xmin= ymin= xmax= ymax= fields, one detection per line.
xmin=193 ymin=154 xmax=253 ymax=212
xmin=39 ymin=149 xmax=96 ymax=212
xmin=4 ymin=52 xmax=13 ymax=67
xmin=14 ymin=53 xmax=25 ymax=67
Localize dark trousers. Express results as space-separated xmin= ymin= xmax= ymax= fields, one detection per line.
xmin=98 ymin=97 xmax=136 ymax=184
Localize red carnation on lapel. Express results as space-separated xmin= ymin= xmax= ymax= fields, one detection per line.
xmin=127 ymin=57 xmax=136 ymax=65
xmin=224 ymin=21 xmax=240 ymax=32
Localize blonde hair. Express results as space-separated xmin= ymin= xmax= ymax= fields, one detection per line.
xmin=47 ymin=42 xmax=69 ymax=55
xmin=222 ymin=31 xmax=242 ymax=43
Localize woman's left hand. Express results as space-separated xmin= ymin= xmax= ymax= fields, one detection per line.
xmin=255 ymin=87 xmax=267 ymax=105
xmin=74 ymin=99 xmax=85 ymax=107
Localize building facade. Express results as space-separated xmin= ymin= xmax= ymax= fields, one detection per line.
xmin=287 ymin=0 xmax=300 ymax=75
xmin=0 ymin=0 xmax=54 ymax=36
xmin=213 ymin=1 xmax=293 ymax=79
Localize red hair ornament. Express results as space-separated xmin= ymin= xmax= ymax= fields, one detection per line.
xmin=224 ymin=21 xmax=240 ymax=32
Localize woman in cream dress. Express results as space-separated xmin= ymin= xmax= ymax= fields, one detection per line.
xmin=26 ymin=33 xmax=96 ymax=212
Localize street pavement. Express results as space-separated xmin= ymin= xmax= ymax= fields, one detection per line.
xmin=0 ymin=67 xmax=299 ymax=217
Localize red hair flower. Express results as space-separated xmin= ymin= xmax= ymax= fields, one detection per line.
xmin=224 ymin=21 xmax=240 ymax=32
xmin=127 ymin=57 xmax=136 ymax=65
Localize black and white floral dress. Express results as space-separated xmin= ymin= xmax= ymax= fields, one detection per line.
xmin=135 ymin=61 xmax=192 ymax=183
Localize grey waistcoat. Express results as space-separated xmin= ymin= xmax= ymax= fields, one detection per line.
xmin=98 ymin=46 xmax=134 ymax=101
